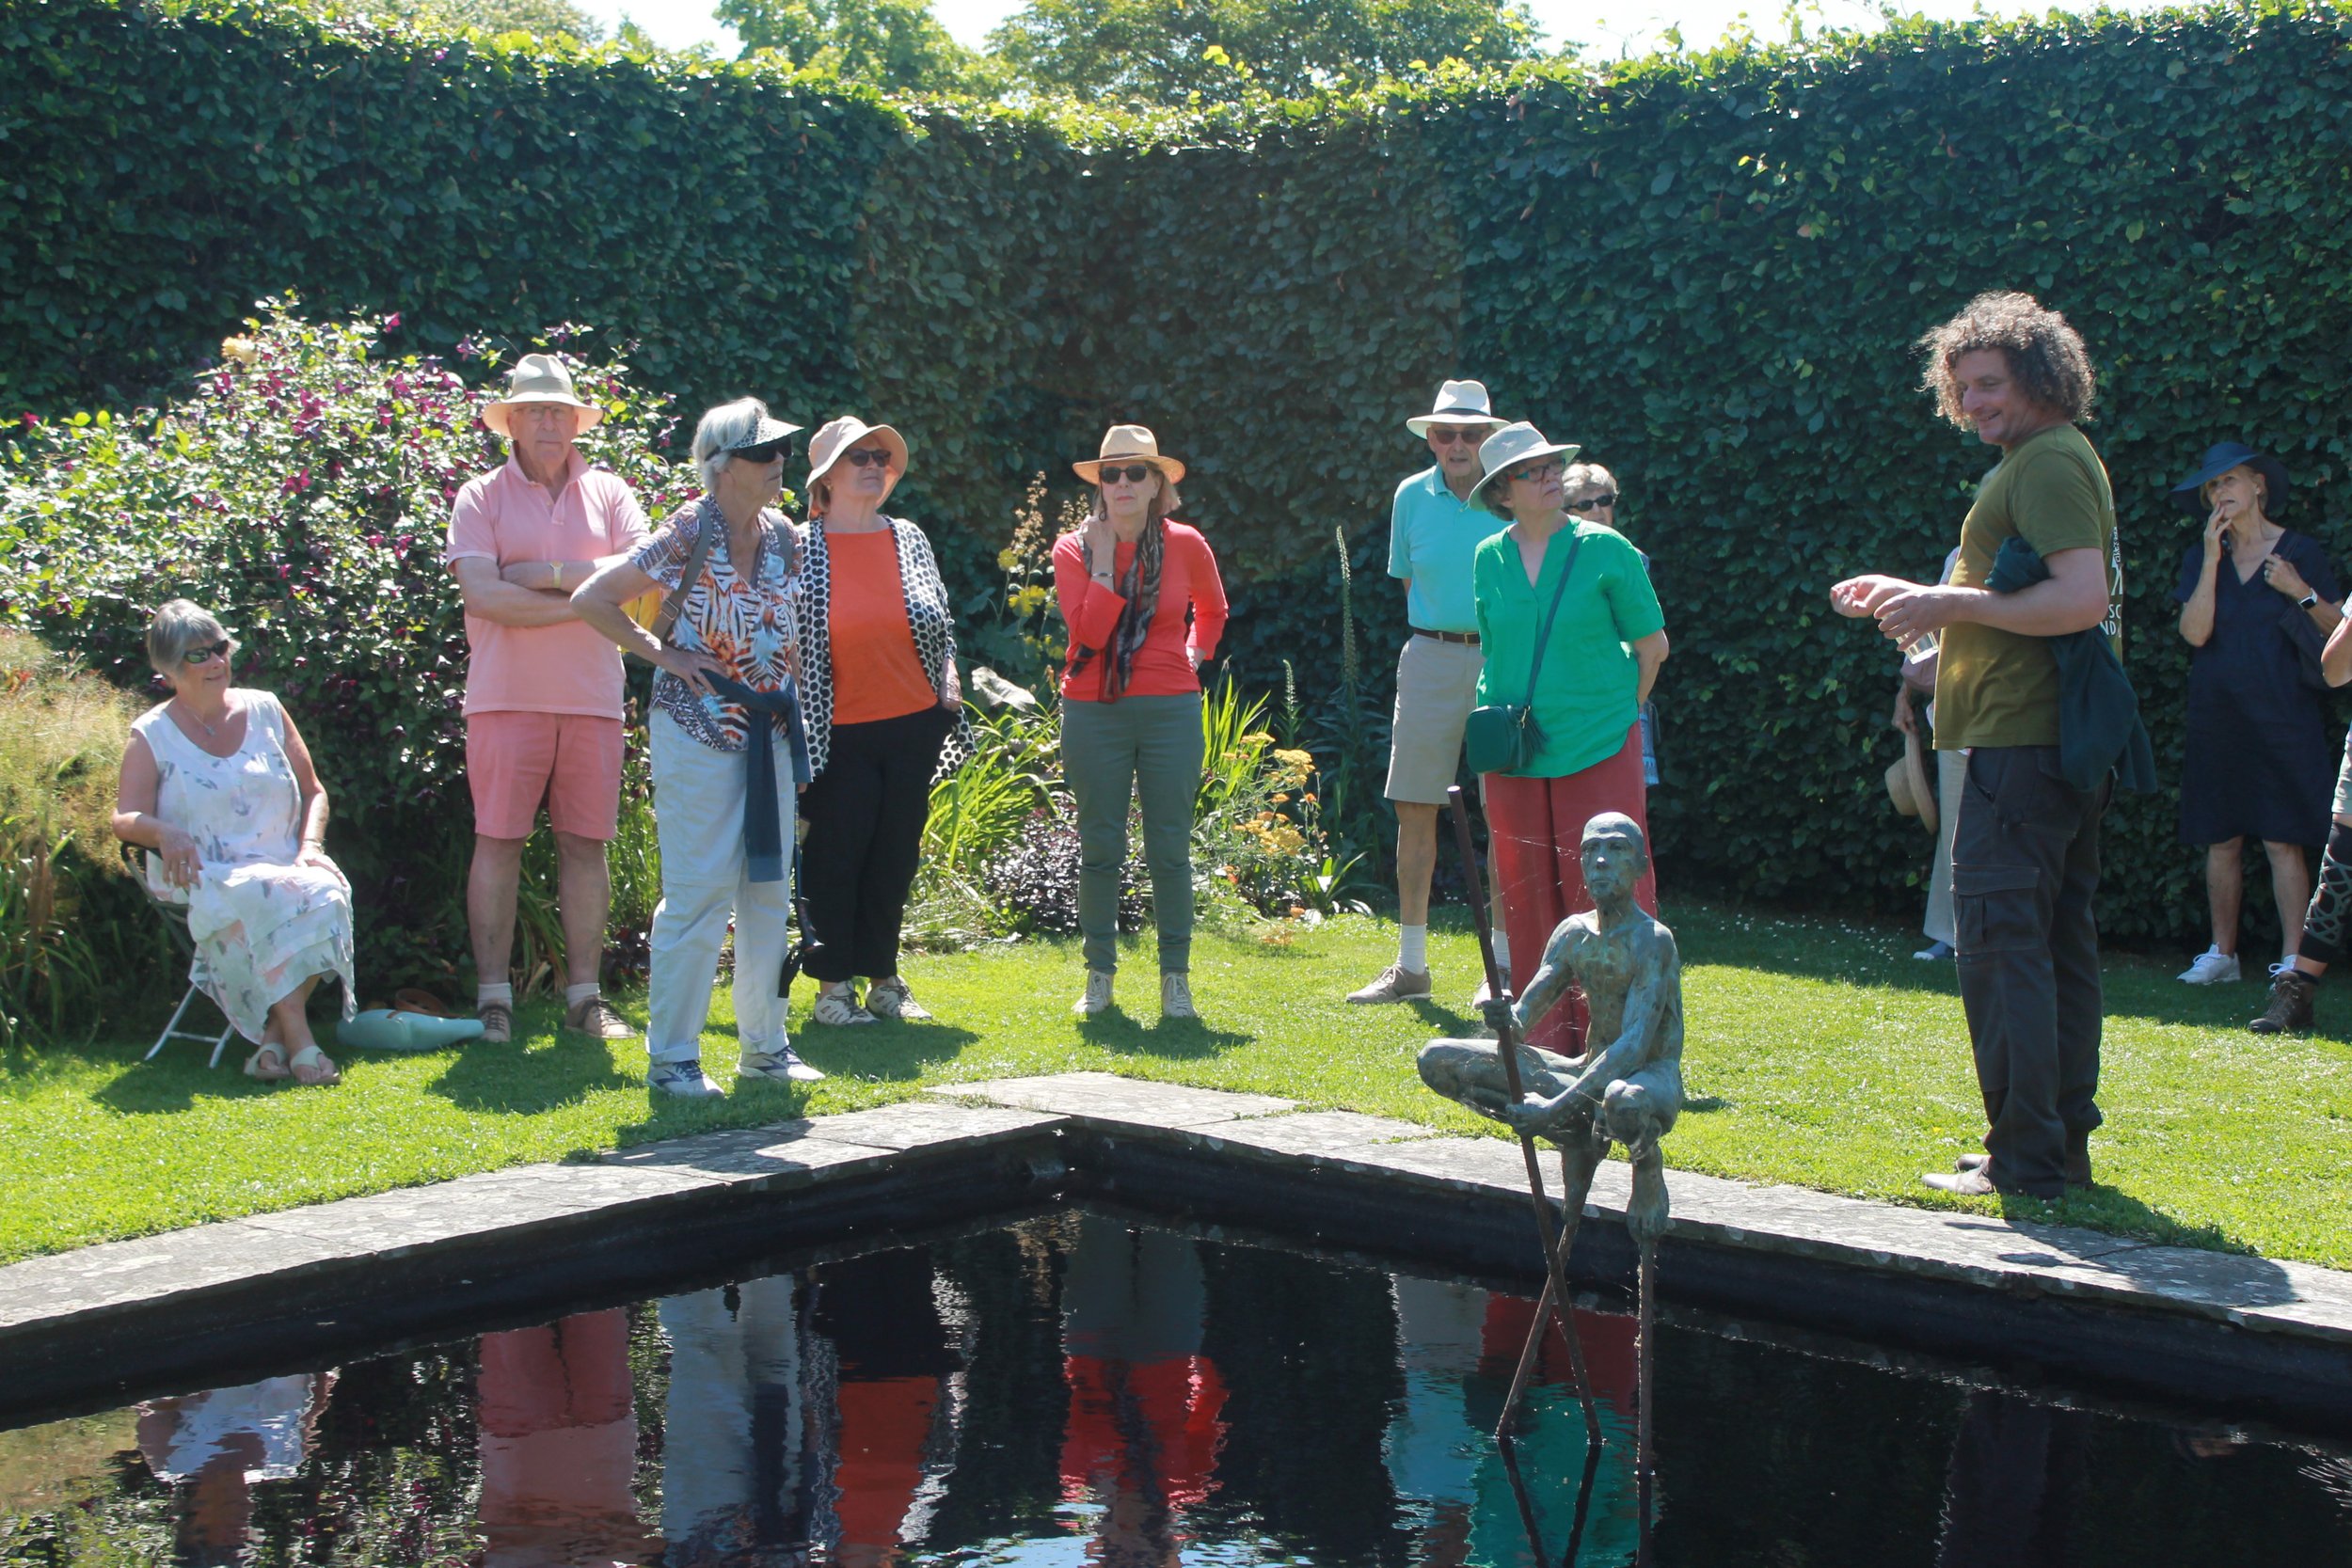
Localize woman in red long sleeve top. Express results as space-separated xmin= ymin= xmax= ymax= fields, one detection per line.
xmin=1053 ymin=425 xmax=1229 ymax=1022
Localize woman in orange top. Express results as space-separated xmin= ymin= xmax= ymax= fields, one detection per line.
xmin=793 ymin=418 xmax=966 ymax=1027
xmin=1053 ymin=425 xmax=1229 ymax=1021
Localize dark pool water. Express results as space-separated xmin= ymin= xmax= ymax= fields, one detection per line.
xmin=4 ymin=1212 xmax=2349 ymax=1566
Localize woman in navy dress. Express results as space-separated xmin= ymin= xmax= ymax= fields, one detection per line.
xmin=2173 ymin=442 xmax=2342 ymax=984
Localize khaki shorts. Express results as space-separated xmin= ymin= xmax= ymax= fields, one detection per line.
xmin=1385 ymin=635 xmax=1485 ymax=804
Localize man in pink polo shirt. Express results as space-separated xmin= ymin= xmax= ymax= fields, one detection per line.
xmin=446 ymin=356 xmax=651 ymax=1044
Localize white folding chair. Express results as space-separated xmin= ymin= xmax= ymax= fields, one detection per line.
xmin=136 ymin=851 xmax=234 ymax=1068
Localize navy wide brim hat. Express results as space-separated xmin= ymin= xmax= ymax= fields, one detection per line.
xmin=2172 ymin=441 xmax=2292 ymax=518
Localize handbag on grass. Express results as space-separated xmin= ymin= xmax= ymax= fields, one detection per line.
xmin=1463 ymin=530 xmax=1586 ymax=776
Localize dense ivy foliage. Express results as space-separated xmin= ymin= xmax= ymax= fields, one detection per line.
xmin=8 ymin=0 xmax=2352 ymax=944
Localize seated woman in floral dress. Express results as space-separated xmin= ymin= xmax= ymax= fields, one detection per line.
xmin=113 ymin=601 xmax=356 ymax=1085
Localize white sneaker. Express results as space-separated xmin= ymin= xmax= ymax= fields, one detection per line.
xmin=739 ymin=1047 xmax=826 ymax=1084
xmin=2178 ymin=946 xmax=2242 ymax=985
xmin=648 ymin=1058 xmax=724 ymax=1099
xmin=864 ymin=976 xmax=931 ymax=1022
xmin=812 ymin=989 xmax=876 ymax=1025
xmin=1160 ymin=973 xmax=1198 ymax=1020
xmin=1073 ymin=970 xmax=1115 ymax=1016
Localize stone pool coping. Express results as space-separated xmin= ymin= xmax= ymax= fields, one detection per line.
xmin=5 ymin=1071 xmax=2350 ymax=1429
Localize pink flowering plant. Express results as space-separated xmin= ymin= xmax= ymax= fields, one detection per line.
xmin=0 ymin=300 xmax=689 ymax=989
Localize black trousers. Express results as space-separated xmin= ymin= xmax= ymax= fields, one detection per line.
xmin=797 ymin=705 xmax=950 ymax=984
xmin=1951 ymin=745 xmax=2107 ymax=1198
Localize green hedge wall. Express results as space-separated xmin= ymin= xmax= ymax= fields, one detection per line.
xmin=9 ymin=0 xmax=2352 ymax=945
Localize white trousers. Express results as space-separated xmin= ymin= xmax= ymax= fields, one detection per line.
xmin=646 ymin=709 xmax=795 ymax=1065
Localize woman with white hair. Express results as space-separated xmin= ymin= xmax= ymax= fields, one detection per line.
xmin=573 ymin=398 xmax=818 ymax=1098
xmin=112 ymin=600 xmax=355 ymax=1084
xmin=790 ymin=416 xmax=965 ymax=1027
xmin=1053 ymin=425 xmax=1228 ymax=1021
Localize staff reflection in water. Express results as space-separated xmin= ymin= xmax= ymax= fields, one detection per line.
xmin=658 ymin=1249 xmax=965 ymax=1567
xmin=135 ymin=1371 xmax=337 ymax=1568
xmin=1381 ymin=1276 xmax=1641 ymax=1566
xmin=474 ymin=1309 xmax=658 ymax=1568
xmin=1057 ymin=1214 xmax=1231 ymax=1563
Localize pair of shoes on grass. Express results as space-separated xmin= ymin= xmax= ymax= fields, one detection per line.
xmin=1924 ymin=1132 xmax=2091 ymax=1197
xmin=649 ymin=1046 xmax=825 ymax=1099
xmin=474 ymin=995 xmax=637 ymax=1043
xmin=811 ymin=978 xmax=932 ymax=1026
xmin=1073 ymin=971 xmax=1197 ymax=1020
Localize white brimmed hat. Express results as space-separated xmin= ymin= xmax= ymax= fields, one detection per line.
xmin=483 ymin=354 xmax=602 ymax=436
xmin=1406 ymin=379 xmax=1509 ymax=436
xmin=805 ymin=416 xmax=908 ymax=492
xmin=1074 ymin=424 xmax=1186 ymax=485
xmin=1473 ymin=421 xmax=1581 ymax=499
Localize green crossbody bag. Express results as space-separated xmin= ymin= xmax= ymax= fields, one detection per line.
xmin=1462 ymin=530 xmax=1585 ymax=776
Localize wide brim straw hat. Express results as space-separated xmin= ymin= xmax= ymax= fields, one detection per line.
xmin=804 ymin=416 xmax=909 ymax=495
xmin=1073 ymin=423 xmax=1186 ymax=486
xmin=483 ymin=353 xmax=603 ymax=437
xmin=2171 ymin=440 xmax=2292 ymax=518
xmin=1406 ymin=378 xmax=1510 ymax=436
xmin=1884 ymin=731 xmax=1937 ymax=836
xmin=1472 ymin=421 xmax=1581 ymax=499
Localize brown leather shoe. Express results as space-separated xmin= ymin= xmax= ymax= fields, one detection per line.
xmin=564 ymin=994 xmax=635 ymax=1041
xmin=477 ymin=1001 xmax=513 ymax=1044
xmin=2250 ymin=968 xmax=2316 ymax=1035
xmin=1956 ymin=1131 xmax=2092 ymax=1189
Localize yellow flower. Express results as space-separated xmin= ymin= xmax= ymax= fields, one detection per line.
xmin=220 ymin=336 xmax=259 ymax=366
xmin=997 ymin=547 xmax=1022 ymax=571
xmin=1272 ymin=792 xmax=1291 ymax=803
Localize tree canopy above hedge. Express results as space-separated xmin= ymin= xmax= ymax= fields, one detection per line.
xmin=8 ymin=0 xmax=2352 ymax=944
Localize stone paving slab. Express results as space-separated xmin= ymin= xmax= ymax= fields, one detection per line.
xmin=1192 ymin=1110 xmax=1438 ymax=1160
xmin=791 ymin=1101 xmax=1063 ymax=1152
xmin=0 ymin=1221 xmax=350 ymax=1332
xmin=927 ymin=1072 xmax=1294 ymax=1128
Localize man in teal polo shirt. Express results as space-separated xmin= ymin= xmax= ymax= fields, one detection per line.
xmin=1350 ymin=380 xmax=1511 ymax=1004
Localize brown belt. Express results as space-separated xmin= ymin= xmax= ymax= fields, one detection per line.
xmin=1411 ymin=626 xmax=1480 ymax=646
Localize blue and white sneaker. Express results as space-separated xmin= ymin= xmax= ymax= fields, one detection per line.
xmin=739 ymin=1046 xmax=826 ymax=1084
xmin=648 ymin=1057 xmax=724 ymax=1099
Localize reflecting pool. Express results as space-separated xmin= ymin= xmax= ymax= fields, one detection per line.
xmin=3 ymin=1212 xmax=2348 ymax=1565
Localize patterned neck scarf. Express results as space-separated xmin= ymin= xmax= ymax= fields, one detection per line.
xmin=1102 ymin=516 xmax=1165 ymax=702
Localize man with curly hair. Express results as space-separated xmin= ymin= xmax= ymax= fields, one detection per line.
xmin=1832 ymin=292 xmax=2122 ymax=1201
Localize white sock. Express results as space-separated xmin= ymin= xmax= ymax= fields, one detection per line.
xmin=565 ymin=982 xmax=601 ymax=1007
xmin=477 ymin=982 xmax=513 ymax=1007
xmin=1399 ymin=925 xmax=1428 ymax=972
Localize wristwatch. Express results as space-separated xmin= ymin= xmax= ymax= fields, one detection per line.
xmin=2300 ymin=591 xmax=2319 ymax=610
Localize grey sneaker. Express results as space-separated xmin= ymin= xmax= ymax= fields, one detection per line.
xmin=739 ymin=1047 xmax=826 ymax=1084
xmin=864 ymin=977 xmax=931 ymax=1022
xmin=648 ymin=1058 xmax=723 ymax=1099
xmin=1347 ymin=963 xmax=1432 ymax=1005
xmin=1073 ymin=970 xmax=1115 ymax=1016
xmin=564 ymin=994 xmax=635 ymax=1040
xmin=477 ymin=1001 xmax=513 ymax=1044
xmin=811 ymin=989 xmax=876 ymax=1026
xmin=1160 ymin=972 xmax=1199 ymax=1020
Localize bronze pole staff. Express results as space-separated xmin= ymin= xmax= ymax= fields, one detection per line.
xmin=1446 ymin=784 xmax=1600 ymax=1445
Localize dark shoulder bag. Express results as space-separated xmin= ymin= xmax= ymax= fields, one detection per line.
xmin=1463 ymin=531 xmax=1586 ymax=776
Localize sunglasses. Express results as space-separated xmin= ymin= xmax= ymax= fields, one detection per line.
xmin=1507 ymin=459 xmax=1564 ymax=485
xmin=182 ymin=640 xmax=231 ymax=668
xmin=734 ymin=439 xmax=792 ymax=465
xmin=840 ymin=447 xmax=894 ymax=469
xmin=1566 ymin=492 xmax=1618 ymax=511
xmin=1427 ymin=426 xmax=1486 ymax=445
xmin=1096 ymin=463 xmax=1157 ymax=485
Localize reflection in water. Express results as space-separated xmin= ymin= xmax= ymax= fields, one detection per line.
xmin=135 ymin=1372 xmax=335 ymax=1566
xmin=6 ymin=1215 xmax=2350 ymax=1568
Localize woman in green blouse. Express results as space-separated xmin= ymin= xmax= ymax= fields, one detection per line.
xmin=1470 ymin=422 xmax=1670 ymax=1057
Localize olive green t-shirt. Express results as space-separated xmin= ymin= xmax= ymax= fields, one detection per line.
xmin=1933 ymin=423 xmax=2122 ymax=750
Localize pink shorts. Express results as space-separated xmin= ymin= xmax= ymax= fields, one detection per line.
xmin=466 ymin=712 xmax=625 ymax=841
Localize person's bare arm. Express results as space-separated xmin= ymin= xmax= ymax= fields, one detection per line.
xmin=277 ymin=705 xmax=333 ymax=868
xmin=112 ymin=733 xmax=203 ymax=888
xmin=1632 ymin=628 xmax=1668 ymax=704
xmin=1873 ymin=546 xmax=2107 ymax=647
xmin=572 ymin=561 xmax=726 ymax=692
xmin=500 ymin=554 xmax=634 ymax=594
xmin=2179 ymin=505 xmax=2229 ymax=646
xmin=452 ymin=556 xmax=582 ymax=627
xmin=2324 ymin=613 xmax=2352 ymax=689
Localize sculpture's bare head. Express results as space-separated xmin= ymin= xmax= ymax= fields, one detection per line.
xmin=1580 ymin=813 xmax=1648 ymax=907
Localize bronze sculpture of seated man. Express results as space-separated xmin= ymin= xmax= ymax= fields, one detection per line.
xmin=1417 ymin=811 xmax=1683 ymax=1243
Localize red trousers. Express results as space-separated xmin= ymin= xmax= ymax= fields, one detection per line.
xmin=1483 ymin=722 xmax=1658 ymax=1056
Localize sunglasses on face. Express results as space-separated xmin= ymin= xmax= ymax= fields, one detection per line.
xmin=1428 ymin=426 xmax=1486 ymax=446
xmin=841 ymin=447 xmax=894 ymax=469
xmin=1097 ymin=463 xmax=1156 ymax=485
xmin=734 ymin=440 xmax=791 ymax=465
xmin=1507 ymin=460 xmax=1564 ymax=485
xmin=1566 ymin=492 xmax=1618 ymax=511
xmin=183 ymin=640 xmax=231 ymax=668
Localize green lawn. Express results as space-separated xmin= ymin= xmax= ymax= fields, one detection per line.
xmin=5 ymin=902 xmax=2350 ymax=1270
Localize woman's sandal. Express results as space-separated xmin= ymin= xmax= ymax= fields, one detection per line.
xmin=287 ymin=1044 xmax=342 ymax=1086
xmin=244 ymin=1043 xmax=292 ymax=1082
